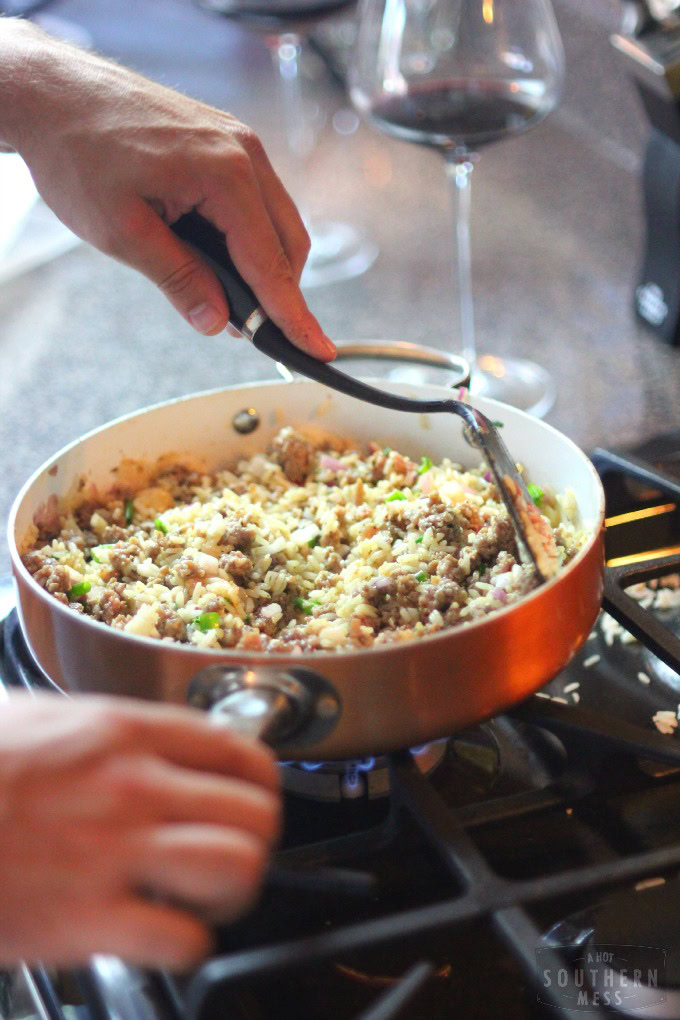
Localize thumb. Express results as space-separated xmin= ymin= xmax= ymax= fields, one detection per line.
xmin=118 ymin=201 xmax=230 ymax=336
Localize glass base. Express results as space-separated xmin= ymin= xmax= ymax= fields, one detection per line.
xmin=469 ymin=354 xmax=556 ymax=419
xmin=301 ymin=220 xmax=378 ymax=288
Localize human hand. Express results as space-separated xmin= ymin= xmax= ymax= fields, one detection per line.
xmin=0 ymin=19 xmax=335 ymax=360
xmin=0 ymin=692 xmax=280 ymax=969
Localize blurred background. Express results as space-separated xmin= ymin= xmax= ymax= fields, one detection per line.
xmin=0 ymin=0 xmax=676 ymax=567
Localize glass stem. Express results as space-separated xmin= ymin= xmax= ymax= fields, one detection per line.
xmin=273 ymin=32 xmax=314 ymax=233
xmin=444 ymin=154 xmax=476 ymax=372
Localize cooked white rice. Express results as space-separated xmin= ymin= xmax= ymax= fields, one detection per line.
xmin=23 ymin=428 xmax=585 ymax=653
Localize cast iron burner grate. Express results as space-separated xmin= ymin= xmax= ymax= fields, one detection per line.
xmin=6 ymin=440 xmax=680 ymax=1018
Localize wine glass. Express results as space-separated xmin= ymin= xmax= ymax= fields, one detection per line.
xmin=197 ymin=0 xmax=379 ymax=287
xmin=349 ymin=0 xmax=565 ymax=416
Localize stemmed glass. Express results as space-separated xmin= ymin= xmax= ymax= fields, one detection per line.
xmin=198 ymin=0 xmax=379 ymax=287
xmin=349 ymin=0 xmax=565 ymax=416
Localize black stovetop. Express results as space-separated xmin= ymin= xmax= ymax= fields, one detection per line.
xmin=5 ymin=436 xmax=680 ymax=1019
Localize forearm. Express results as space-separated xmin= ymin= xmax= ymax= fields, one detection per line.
xmin=0 ymin=18 xmax=53 ymax=152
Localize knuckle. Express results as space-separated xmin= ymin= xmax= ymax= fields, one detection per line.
xmin=158 ymin=259 xmax=204 ymax=297
xmin=231 ymin=123 xmax=264 ymax=159
xmin=264 ymin=244 xmax=294 ymax=285
xmin=84 ymin=700 xmax=139 ymax=749
xmin=225 ymin=147 xmax=255 ymax=186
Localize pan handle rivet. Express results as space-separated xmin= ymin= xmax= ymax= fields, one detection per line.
xmin=318 ymin=694 xmax=340 ymax=719
xmin=232 ymin=408 xmax=260 ymax=434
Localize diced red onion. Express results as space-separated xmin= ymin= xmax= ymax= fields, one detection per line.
xmin=492 ymin=587 xmax=508 ymax=603
xmin=484 ymin=471 xmax=492 ymax=483
xmin=320 ymin=455 xmax=344 ymax=472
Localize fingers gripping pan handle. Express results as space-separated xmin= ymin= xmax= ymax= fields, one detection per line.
xmin=170 ymin=212 xmax=455 ymax=415
xmin=186 ymin=665 xmax=342 ymax=750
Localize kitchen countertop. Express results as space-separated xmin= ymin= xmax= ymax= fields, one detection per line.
xmin=1 ymin=0 xmax=677 ymax=569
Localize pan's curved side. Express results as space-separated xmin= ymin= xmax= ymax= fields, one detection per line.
xmin=13 ymin=527 xmax=603 ymax=759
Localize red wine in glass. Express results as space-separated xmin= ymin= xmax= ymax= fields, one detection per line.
xmin=368 ymin=79 xmax=548 ymax=153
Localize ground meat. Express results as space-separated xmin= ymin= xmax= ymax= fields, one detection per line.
xmin=470 ymin=511 xmax=517 ymax=561
xmin=238 ymin=628 xmax=265 ymax=651
xmin=389 ymin=451 xmax=418 ymax=488
xmin=406 ymin=498 xmax=466 ymax=542
xmin=22 ymin=550 xmax=49 ymax=574
xmin=109 ymin=542 xmax=141 ymax=578
xmin=174 ymin=555 xmax=205 ymax=580
xmin=419 ymin=579 xmax=467 ymax=615
xmin=270 ymin=428 xmax=316 ymax=485
xmin=91 ymin=583 xmax=128 ymax=625
xmin=59 ymin=527 xmax=87 ymax=551
xmin=267 ymin=628 xmax=322 ymax=653
xmin=74 ymin=502 xmax=100 ymax=531
xmin=30 ymin=561 xmax=72 ymax=595
xmin=155 ymin=605 xmax=187 ymax=641
xmin=358 ymin=571 xmax=421 ymax=627
xmin=348 ymin=615 xmax=377 ymax=646
xmin=219 ymin=550 xmax=252 ymax=580
xmin=102 ymin=525 xmax=128 ymax=543
xmin=324 ymin=551 xmax=343 ymax=574
xmin=369 ymin=449 xmax=388 ymax=482
xmin=220 ymin=519 xmax=255 ymax=551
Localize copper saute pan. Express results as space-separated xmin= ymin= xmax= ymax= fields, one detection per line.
xmin=8 ymin=379 xmax=605 ymax=759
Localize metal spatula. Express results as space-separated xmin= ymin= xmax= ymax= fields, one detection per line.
xmin=170 ymin=211 xmax=560 ymax=582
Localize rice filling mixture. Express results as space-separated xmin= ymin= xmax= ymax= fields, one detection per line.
xmin=23 ymin=428 xmax=585 ymax=653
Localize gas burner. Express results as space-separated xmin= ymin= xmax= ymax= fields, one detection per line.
xmin=280 ymin=740 xmax=448 ymax=801
xmin=8 ymin=438 xmax=680 ymax=1019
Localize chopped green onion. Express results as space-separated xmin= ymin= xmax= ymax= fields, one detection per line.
xmin=294 ymin=596 xmax=320 ymax=615
xmin=415 ymin=536 xmax=424 ymax=544
xmin=479 ymin=563 xmax=487 ymax=574
xmin=491 ymin=420 xmax=505 ymax=429
xmin=90 ymin=544 xmax=113 ymax=563
xmin=386 ymin=490 xmax=406 ymax=502
xmin=154 ymin=517 xmax=168 ymax=535
xmin=245 ymin=615 xmax=252 ymax=625
xmin=415 ymin=570 xmax=428 ymax=583
xmin=382 ymin=447 xmax=391 ymax=455
xmin=124 ymin=499 xmax=134 ymax=523
xmin=418 ymin=456 xmax=433 ymax=475
xmin=307 ymin=535 xmax=320 ymax=548
xmin=527 ymin=483 xmax=544 ymax=507
xmin=195 ymin=612 xmax=220 ymax=632
xmin=67 ymin=581 xmax=91 ymax=600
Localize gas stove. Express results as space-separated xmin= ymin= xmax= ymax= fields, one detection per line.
xmin=4 ymin=437 xmax=680 ymax=1019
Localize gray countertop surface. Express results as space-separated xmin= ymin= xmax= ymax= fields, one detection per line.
xmin=1 ymin=0 xmax=676 ymax=569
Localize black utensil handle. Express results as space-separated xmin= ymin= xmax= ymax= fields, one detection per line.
xmin=170 ymin=211 xmax=455 ymax=414
xmin=171 ymin=210 xmax=257 ymax=330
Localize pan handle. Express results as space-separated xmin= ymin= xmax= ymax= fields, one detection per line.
xmin=186 ymin=664 xmax=342 ymax=749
